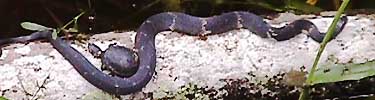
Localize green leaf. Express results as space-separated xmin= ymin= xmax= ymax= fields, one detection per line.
xmin=52 ymin=29 xmax=58 ymax=40
xmin=67 ymin=28 xmax=78 ymax=33
xmin=311 ymin=60 xmax=375 ymax=84
xmin=72 ymin=19 xmax=79 ymax=32
xmin=0 ymin=96 xmax=9 ymax=100
xmin=20 ymin=22 xmax=52 ymax=31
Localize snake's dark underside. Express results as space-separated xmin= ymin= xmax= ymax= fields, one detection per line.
xmin=0 ymin=11 xmax=348 ymax=95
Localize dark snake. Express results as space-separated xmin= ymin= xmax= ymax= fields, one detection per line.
xmin=0 ymin=11 xmax=348 ymax=95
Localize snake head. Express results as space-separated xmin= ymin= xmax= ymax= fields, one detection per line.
xmin=88 ymin=43 xmax=103 ymax=58
xmin=101 ymin=44 xmax=139 ymax=78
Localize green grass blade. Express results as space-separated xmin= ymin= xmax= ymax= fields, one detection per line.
xmin=305 ymin=0 xmax=350 ymax=85
xmin=298 ymin=0 xmax=350 ymax=99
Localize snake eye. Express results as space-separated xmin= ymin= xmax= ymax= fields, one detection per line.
xmin=101 ymin=45 xmax=139 ymax=78
xmin=88 ymin=43 xmax=103 ymax=58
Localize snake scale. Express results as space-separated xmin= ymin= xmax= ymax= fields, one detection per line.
xmin=0 ymin=11 xmax=348 ymax=95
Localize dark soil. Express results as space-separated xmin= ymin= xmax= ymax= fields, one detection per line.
xmin=155 ymin=71 xmax=375 ymax=100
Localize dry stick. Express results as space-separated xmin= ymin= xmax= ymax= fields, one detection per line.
xmin=16 ymin=73 xmax=32 ymax=98
xmin=31 ymin=74 xmax=50 ymax=100
xmin=16 ymin=72 xmax=51 ymax=100
xmin=298 ymin=0 xmax=350 ymax=100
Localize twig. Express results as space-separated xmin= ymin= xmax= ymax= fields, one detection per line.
xmin=31 ymin=74 xmax=50 ymax=100
xmin=17 ymin=74 xmax=32 ymax=99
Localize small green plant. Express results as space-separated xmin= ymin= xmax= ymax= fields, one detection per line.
xmin=298 ymin=0 xmax=350 ymax=99
xmin=21 ymin=11 xmax=85 ymax=39
xmin=0 ymin=96 xmax=8 ymax=100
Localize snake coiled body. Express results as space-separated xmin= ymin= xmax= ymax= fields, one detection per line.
xmin=0 ymin=11 xmax=348 ymax=95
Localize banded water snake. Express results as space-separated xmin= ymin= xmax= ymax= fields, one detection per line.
xmin=0 ymin=11 xmax=348 ymax=95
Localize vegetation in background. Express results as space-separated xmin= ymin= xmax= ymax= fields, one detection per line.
xmin=20 ymin=12 xmax=85 ymax=39
xmin=1 ymin=0 xmax=374 ymax=38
